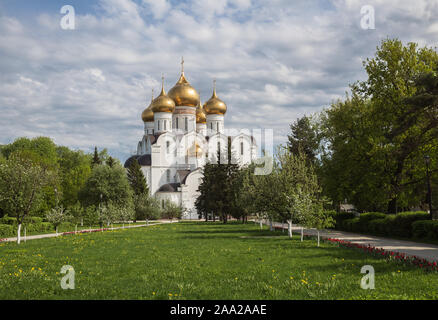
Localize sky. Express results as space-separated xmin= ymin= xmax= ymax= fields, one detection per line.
xmin=0 ymin=0 xmax=437 ymax=162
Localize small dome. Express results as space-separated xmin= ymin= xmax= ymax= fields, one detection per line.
xmin=141 ymin=93 xmax=154 ymax=122
xmin=204 ymin=85 xmax=227 ymax=115
xmin=151 ymin=85 xmax=175 ymax=113
xmin=168 ymin=73 xmax=200 ymax=107
xmin=196 ymin=100 xmax=206 ymax=123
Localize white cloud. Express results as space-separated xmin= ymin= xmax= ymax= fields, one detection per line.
xmin=0 ymin=0 xmax=437 ymax=160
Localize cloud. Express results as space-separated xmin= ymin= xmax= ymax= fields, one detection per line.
xmin=0 ymin=0 xmax=437 ymax=161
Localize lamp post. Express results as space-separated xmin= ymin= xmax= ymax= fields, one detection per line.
xmin=425 ymin=155 xmax=433 ymax=219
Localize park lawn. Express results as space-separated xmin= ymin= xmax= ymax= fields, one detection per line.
xmin=0 ymin=221 xmax=437 ymax=300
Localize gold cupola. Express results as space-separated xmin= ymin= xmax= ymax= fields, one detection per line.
xmin=168 ymin=57 xmax=200 ymax=107
xmin=141 ymin=89 xmax=154 ymax=122
xmin=151 ymin=76 xmax=175 ymax=113
xmin=196 ymin=98 xmax=206 ymax=124
xmin=204 ymin=80 xmax=227 ymax=115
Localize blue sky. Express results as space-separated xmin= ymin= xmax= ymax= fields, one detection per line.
xmin=0 ymin=0 xmax=437 ymax=161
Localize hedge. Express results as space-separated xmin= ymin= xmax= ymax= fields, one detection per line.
xmin=412 ymin=220 xmax=438 ymax=240
xmin=0 ymin=224 xmax=14 ymax=237
xmin=334 ymin=211 xmax=431 ymax=239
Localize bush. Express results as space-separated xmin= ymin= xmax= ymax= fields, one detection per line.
xmin=0 ymin=215 xmax=17 ymax=225
xmin=390 ymin=212 xmax=429 ymax=238
xmin=412 ymin=220 xmax=438 ymax=240
xmin=341 ymin=218 xmax=360 ymax=232
xmin=0 ymin=224 xmax=15 ymax=237
xmin=359 ymin=212 xmax=387 ymax=223
xmin=25 ymin=222 xmax=53 ymax=234
xmin=329 ymin=211 xmax=355 ymax=229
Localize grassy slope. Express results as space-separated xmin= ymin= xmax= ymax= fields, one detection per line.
xmin=0 ymin=221 xmax=437 ymax=300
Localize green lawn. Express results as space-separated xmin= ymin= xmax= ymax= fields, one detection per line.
xmin=0 ymin=221 xmax=437 ymax=300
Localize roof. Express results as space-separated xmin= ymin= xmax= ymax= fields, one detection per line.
xmin=124 ymin=154 xmax=151 ymax=168
xmin=124 ymin=155 xmax=140 ymax=168
xmin=157 ymin=183 xmax=181 ymax=192
xmin=137 ymin=154 xmax=151 ymax=166
xmin=177 ymin=170 xmax=191 ymax=184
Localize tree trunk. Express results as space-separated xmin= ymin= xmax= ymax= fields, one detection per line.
xmin=81 ymin=218 xmax=83 ymax=227
xmin=317 ymin=230 xmax=320 ymax=247
xmin=17 ymin=223 xmax=21 ymax=245
xmin=269 ymin=219 xmax=273 ymax=231
xmin=259 ymin=218 xmax=263 ymax=230
xmin=301 ymin=227 xmax=303 ymax=242
xmin=56 ymin=226 xmax=58 ymax=236
xmin=287 ymin=220 xmax=292 ymax=238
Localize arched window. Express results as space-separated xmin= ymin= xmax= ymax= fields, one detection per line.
xmin=185 ymin=117 xmax=188 ymax=131
xmin=158 ymin=121 xmax=161 ymax=131
xmin=166 ymin=169 xmax=170 ymax=182
xmin=217 ymin=122 xmax=219 ymax=132
xmin=240 ymin=141 xmax=244 ymax=155
xmin=166 ymin=141 xmax=170 ymax=153
xmin=211 ymin=122 xmax=213 ymax=129
xmin=164 ymin=120 xmax=167 ymax=131
xmin=176 ymin=118 xmax=179 ymax=129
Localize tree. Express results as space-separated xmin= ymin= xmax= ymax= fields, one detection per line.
xmin=134 ymin=193 xmax=161 ymax=223
xmin=46 ymin=206 xmax=71 ymax=235
xmin=92 ymin=146 xmax=101 ymax=166
xmin=107 ymin=156 xmax=115 ymax=168
xmin=0 ymin=152 xmax=56 ymax=244
xmin=287 ymin=115 xmax=320 ymax=165
xmin=161 ymin=200 xmax=183 ymax=220
xmin=127 ymin=159 xmax=148 ymax=196
xmin=56 ymin=146 xmax=92 ymax=208
xmin=320 ymin=39 xmax=438 ymax=213
xmin=79 ymin=163 xmax=133 ymax=210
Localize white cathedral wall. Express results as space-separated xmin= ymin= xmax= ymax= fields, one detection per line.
xmin=206 ymin=114 xmax=224 ymax=134
xmin=154 ymin=112 xmax=172 ymax=133
xmin=181 ymin=170 xmax=203 ymax=220
xmin=155 ymin=192 xmax=181 ymax=209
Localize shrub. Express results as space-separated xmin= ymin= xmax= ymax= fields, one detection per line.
xmin=330 ymin=211 xmax=355 ymax=229
xmin=25 ymin=222 xmax=53 ymax=234
xmin=368 ymin=218 xmax=390 ymax=236
xmin=412 ymin=220 xmax=438 ymax=240
xmin=359 ymin=212 xmax=387 ymax=223
xmin=390 ymin=211 xmax=429 ymax=238
xmin=0 ymin=215 xmax=17 ymax=225
xmin=0 ymin=224 xmax=14 ymax=237
xmin=341 ymin=218 xmax=360 ymax=232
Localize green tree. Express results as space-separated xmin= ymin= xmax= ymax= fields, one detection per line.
xmin=161 ymin=199 xmax=183 ymax=220
xmin=79 ymin=163 xmax=133 ymax=210
xmin=127 ymin=159 xmax=148 ymax=196
xmin=0 ymin=152 xmax=56 ymax=244
xmin=287 ymin=115 xmax=320 ymax=165
xmin=92 ymin=146 xmax=101 ymax=166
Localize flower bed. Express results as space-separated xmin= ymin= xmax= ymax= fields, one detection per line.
xmin=324 ymin=237 xmax=438 ymax=272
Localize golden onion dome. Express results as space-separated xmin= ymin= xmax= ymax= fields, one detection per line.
xmin=151 ymin=82 xmax=175 ymax=113
xmin=141 ymin=91 xmax=154 ymax=122
xmin=168 ymin=72 xmax=200 ymax=107
xmin=196 ymin=100 xmax=206 ymax=124
xmin=204 ymin=83 xmax=227 ymax=115
xmin=168 ymin=58 xmax=199 ymax=107
xmin=187 ymin=142 xmax=203 ymax=158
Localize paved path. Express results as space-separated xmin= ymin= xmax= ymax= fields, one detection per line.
xmin=0 ymin=220 xmax=178 ymax=243
xmin=262 ymin=220 xmax=438 ymax=263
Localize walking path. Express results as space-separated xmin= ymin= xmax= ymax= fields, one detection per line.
xmin=265 ymin=220 xmax=438 ymax=263
xmin=0 ymin=220 xmax=178 ymax=243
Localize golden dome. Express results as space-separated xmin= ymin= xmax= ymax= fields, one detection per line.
xmin=151 ymin=83 xmax=175 ymax=113
xmin=141 ymin=91 xmax=154 ymax=122
xmin=168 ymin=72 xmax=200 ymax=107
xmin=196 ymin=100 xmax=206 ymax=124
xmin=204 ymin=83 xmax=227 ymax=115
xmin=187 ymin=142 xmax=203 ymax=158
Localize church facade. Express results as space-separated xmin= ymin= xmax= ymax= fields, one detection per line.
xmin=124 ymin=61 xmax=257 ymax=219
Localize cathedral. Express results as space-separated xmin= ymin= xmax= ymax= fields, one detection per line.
xmin=124 ymin=59 xmax=257 ymax=219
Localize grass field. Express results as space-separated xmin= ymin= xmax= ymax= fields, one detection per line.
xmin=0 ymin=221 xmax=438 ymax=300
